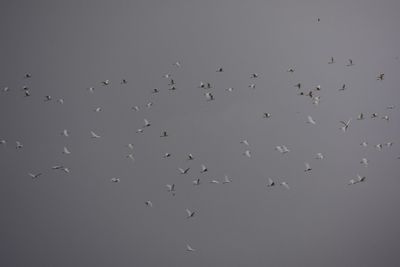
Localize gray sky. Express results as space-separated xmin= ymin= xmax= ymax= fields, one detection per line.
xmin=1 ymin=0 xmax=400 ymax=266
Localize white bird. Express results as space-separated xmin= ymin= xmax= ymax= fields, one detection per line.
xmin=61 ymin=129 xmax=69 ymax=137
xmin=356 ymin=174 xmax=366 ymax=183
xmin=328 ymin=57 xmax=335 ymax=64
xmin=240 ymin=139 xmax=249 ymax=146
xmin=307 ymin=115 xmax=316 ymax=125
xmin=282 ymin=145 xmax=290 ymax=153
xmin=226 ymin=87 xmax=234 ymax=92
xmin=163 ymin=152 xmax=171 ymax=158
xmin=193 ymin=178 xmax=201 ymax=185
xmin=3 ymin=87 xmax=9 ymax=92
xmin=248 ymin=84 xmax=256 ymax=89
xmin=90 ymin=131 xmax=101 ymax=138
xmin=243 ymin=150 xmax=251 ymax=158
xmin=28 ymin=173 xmax=42 ymax=179
xmin=348 ymin=179 xmax=357 ymax=185
xmin=222 ymin=175 xmax=231 ymax=184
xmin=94 ymin=107 xmax=102 ymax=112
xmin=178 ymin=167 xmax=190 ymax=174
xmin=127 ymin=143 xmax=134 ymax=150
xmin=316 ymin=153 xmax=324 ymax=160
xmin=186 ymin=244 xmax=195 ymax=252
xmin=199 ymin=82 xmax=205 ymax=88
xmin=357 ymin=113 xmax=364 ymax=120
xmin=187 ymin=154 xmax=194 ymax=160
xmin=110 ymin=177 xmax=120 ymax=183
xmin=145 ymin=200 xmax=153 ymax=207
xmin=346 ymin=59 xmax=354 ymax=66
xmin=163 ymin=73 xmax=171 ymax=78
xmin=57 ymin=98 xmax=64 ymax=104
xmin=16 ymin=141 xmax=23 ymax=149
xmin=62 ymin=167 xmax=70 ymax=174
xmin=381 ymin=115 xmax=389 ymax=121
xmin=87 ymin=87 xmax=95 ymax=93
xmin=173 ymin=61 xmax=181 ymax=67
xmin=210 ymin=179 xmax=220 ymax=184
xmin=205 ymin=92 xmax=214 ymax=101
xmin=312 ymin=96 xmax=320 ymax=106
xmin=376 ymin=144 xmax=383 ymax=151
xmin=44 ymin=95 xmax=52 ymax=102
xmin=360 ymin=141 xmax=368 ymax=147
xmin=263 ymin=113 xmax=271 ymax=118
xmin=200 ymin=164 xmax=208 ymax=173
xmin=166 ymin=184 xmax=176 ymax=195
xmin=101 ymin=80 xmax=110 ymax=85
xmin=126 ymin=154 xmax=135 ymax=162
xmin=146 ymin=102 xmax=153 ymax=108
xmin=340 ymin=118 xmax=352 ymax=132
xmin=186 ymin=209 xmax=195 ymax=218
xmin=267 ymin=178 xmax=275 ymax=187
xmin=0 ymin=139 xmax=6 ymax=145
xmin=136 ymin=128 xmax=144 ymax=133
xmin=144 ymin=119 xmax=151 ymax=127
xmin=304 ymin=162 xmax=312 ymax=172
xmin=251 ymin=73 xmax=259 ymax=78
xmin=132 ymin=106 xmax=140 ymax=111
xmin=62 ymin=146 xmax=71 ymax=154
xmin=280 ymin=181 xmax=290 ymax=190
xmin=377 ymin=73 xmax=384 ymax=80
xmin=360 ymin=158 xmax=368 ymax=167
xmin=386 ymin=142 xmax=393 ymax=147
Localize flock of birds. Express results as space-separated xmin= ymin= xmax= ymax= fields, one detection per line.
xmin=1 ymin=24 xmax=399 ymax=254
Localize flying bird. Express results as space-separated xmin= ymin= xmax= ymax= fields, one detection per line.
xmin=205 ymin=92 xmax=214 ymax=101
xmin=339 ymin=84 xmax=347 ymax=91
xmin=360 ymin=158 xmax=368 ymax=167
xmin=126 ymin=154 xmax=135 ymax=162
xmin=61 ymin=129 xmax=69 ymax=137
xmin=357 ymin=113 xmax=364 ymax=120
xmin=166 ymin=184 xmax=176 ymax=195
xmin=186 ymin=244 xmax=195 ymax=252
xmin=16 ymin=141 xmax=23 ymax=149
xmin=178 ymin=167 xmax=190 ymax=174
xmin=216 ymin=67 xmax=223 ymax=72
xmin=101 ymin=80 xmax=110 ymax=85
xmin=316 ymin=153 xmax=324 ymax=160
xmin=160 ymin=131 xmax=168 ymax=137
xmin=240 ymin=139 xmax=249 ymax=146
xmin=163 ymin=152 xmax=171 ymax=158
xmin=186 ymin=209 xmax=195 ymax=218
xmin=328 ymin=57 xmax=335 ymax=64
xmin=223 ymin=175 xmax=232 ymax=184
xmin=144 ymin=119 xmax=151 ymax=127
xmin=267 ymin=178 xmax=275 ymax=187
xmin=340 ymin=118 xmax=352 ymax=132
xmin=243 ymin=150 xmax=251 ymax=158
xmin=263 ymin=113 xmax=271 ymax=118
xmin=346 ymin=59 xmax=354 ymax=66
xmin=145 ymin=200 xmax=153 ymax=207
xmin=110 ymin=177 xmax=120 ymax=183
xmin=251 ymin=73 xmax=259 ymax=78
xmin=90 ymin=131 xmax=101 ymax=138
xmin=193 ymin=178 xmax=201 ymax=185
xmin=187 ymin=154 xmax=194 ymax=160
xmin=304 ymin=162 xmax=312 ymax=172
xmin=200 ymin=164 xmax=208 ymax=173
xmin=307 ymin=115 xmax=316 ymax=125
xmin=280 ymin=181 xmax=290 ymax=190
xmin=63 ymin=146 xmax=71 ymax=154
xmin=28 ymin=173 xmax=42 ymax=179
xmin=377 ymin=73 xmax=384 ymax=80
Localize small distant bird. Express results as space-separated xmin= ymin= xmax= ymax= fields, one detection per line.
xmin=101 ymin=80 xmax=110 ymax=85
xmin=16 ymin=141 xmax=23 ymax=149
xmin=121 ymin=79 xmax=128 ymax=84
xmin=210 ymin=179 xmax=220 ymax=184
xmin=287 ymin=68 xmax=295 ymax=73
xmin=222 ymin=175 xmax=231 ymax=184
xmin=132 ymin=106 xmax=140 ymax=111
xmin=28 ymin=173 xmax=42 ymax=179
xmin=52 ymin=165 xmax=64 ymax=170
xmin=357 ymin=113 xmax=364 ymax=120
xmin=178 ymin=167 xmax=190 ymax=174
xmin=267 ymin=178 xmax=275 ymax=187
xmin=90 ymin=131 xmax=101 ymax=138
xmin=243 ymin=150 xmax=251 ymax=158
xmin=386 ymin=142 xmax=393 ymax=147
xmin=340 ymin=118 xmax=352 ymax=132
xmin=126 ymin=154 xmax=135 ymax=162
xmin=317 ymin=17 xmax=320 ymax=22
xmin=44 ymin=95 xmax=52 ymax=102
xmin=377 ymin=73 xmax=384 ymax=80
xmin=94 ymin=107 xmax=102 ymax=112
xmin=376 ymin=144 xmax=383 ymax=151
xmin=315 ymin=85 xmax=321 ymax=91
xmin=144 ymin=119 xmax=151 ymax=127
xmin=360 ymin=158 xmax=368 ymax=167
xmin=146 ymin=102 xmax=153 ymax=108
xmin=205 ymin=92 xmax=214 ymax=101
xmin=136 ymin=128 xmax=144 ymax=133
xmin=316 ymin=153 xmax=324 ymax=160
xmin=381 ymin=115 xmax=389 ymax=121
xmin=163 ymin=73 xmax=171 ymax=78
xmin=248 ymin=84 xmax=256 ymax=89
xmin=276 ymin=145 xmax=290 ymax=154
xmin=145 ymin=200 xmax=153 ymax=207
xmin=199 ymin=82 xmax=205 ymax=88
xmin=186 ymin=209 xmax=195 ymax=218
xmin=200 ymin=164 xmax=208 ymax=173
xmin=216 ymin=67 xmax=223 ymax=72
xmin=304 ymin=162 xmax=312 ymax=172
xmin=307 ymin=115 xmax=316 ymax=125
xmin=62 ymin=167 xmax=70 ymax=174
xmin=280 ymin=181 xmax=290 ymax=190
xmin=339 ymin=84 xmax=347 ymax=91
xmin=166 ymin=184 xmax=176 ymax=195
xmin=226 ymin=87 xmax=234 ymax=92
xmin=360 ymin=141 xmax=368 ymax=147
xmin=263 ymin=113 xmax=271 ymax=118
xmin=187 ymin=154 xmax=194 ymax=160
xmin=110 ymin=177 xmax=120 ymax=183
xmin=0 ymin=139 xmax=6 ymax=145
xmin=127 ymin=143 xmax=134 ymax=150
xmin=312 ymin=96 xmax=320 ymax=105
xmin=152 ymin=88 xmax=159 ymax=94
xmin=173 ymin=61 xmax=181 ymax=67
xmin=24 ymin=90 xmax=30 ymax=97
xmin=193 ymin=178 xmax=201 ymax=185
xmin=346 ymin=59 xmax=354 ymax=66
xmin=25 ymin=73 xmax=32 ymax=78
xmin=160 ymin=131 xmax=168 ymax=137
xmin=251 ymin=73 xmax=259 ymax=78
xmin=63 ymin=146 xmax=71 ymax=154
xmin=87 ymin=87 xmax=95 ymax=93
xmin=240 ymin=139 xmax=249 ymax=146
xmin=62 ymin=129 xmax=69 ymax=137
xmin=57 ymin=99 xmax=64 ymax=104
xmin=186 ymin=244 xmax=195 ymax=252
xmin=328 ymin=57 xmax=335 ymax=64
xmin=371 ymin=113 xmax=378 ymax=118
xmin=295 ymin=83 xmax=301 ymax=89
xmin=3 ymin=87 xmax=9 ymax=92
xmin=163 ymin=152 xmax=171 ymax=158
xmin=357 ymin=174 xmax=366 ymax=183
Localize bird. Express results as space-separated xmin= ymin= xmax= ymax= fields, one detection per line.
xmin=152 ymin=88 xmax=159 ymax=94
xmin=280 ymin=181 xmax=290 ymax=190
xmin=381 ymin=115 xmax=389 ymax=121
xmin=205 ymin=92 xmax=214 ymax=101
xmin=317 ymin=17 xmax=321 ymax=22
xmin=200 ymin=164 xmax=208 ymax=173
xmin=339 ymin=84 xmax=347 ymax=91
xmin=94 ymin=107 xmax=102 ymax=112
xmin=267 ymin=178 xmax=275 ymax=187
xmin=57 ymin=99 xmax=64 ymax=104
xmin=87 ymin=87 xmax=95 ymax=93
xmin=287 ymin=68 xmax=295 ymax=73
xmin=90 ymin=131 xmax=101 ymax=138
xmin=187 ymin=154 xmax=194 ymax=160
xmin=163 ymin=152 xmax=171 ymax=158
xmin=360 ymin=158 xmax=368 ymax=167
xmin=316 ymin=153 xmax=324 ymax=160
xmin=127 ymin=143 xmax=134 ymax=150
xmin=169 ymin=79 xmax=175 ymax=85
xmin=340 ymin=118 xmax=352 ymax=132
xmin=162 ymin=73 xmax=171 ymax=78
xmin=360 ymin=141 xmax=368 ymax=147
xmin=126 ymin=154 xmax=135 ymax=162
xmin=186 ymin=209 xmax=195 ymax=218
xmin=223 ymin=175 xmax=231 ymax=184
xmin=101 ymin=80 xmax=110 ymax=85
xmin=160 ymin=131 xmax=168 ymax=137
xmin=263 ymin=113 xmax=271 ymax=118
xmin=312 ymin=96 xmax=320 ymax=106
xmin=248 ymin=84 xmax=256 ymax=89
xmin=275 ymin=145 xmax=290 ymax=154
xmin=346 ymin=59 xmax=354 ymax=66
xmin=61 ymin=129 xmax=69 ymax=137
xmin=193 ymin=178 xmax=201 ymax=185
xmin=144 ymin=119 xmax=151 ymax=127
xmin=216 ymin=67 xmax=223 ymax=72
xmin=24 ymin=90 xmax=30 ymax=97
xmin=0 ymin=139 xmax=6 ymax=145
xmin=132 ymin=106 xmax=140 ymax=111
xmin=3 ymin=87 xmax=9 ymax=92
xmin=357 ymin=113 xmax=364 ymax=120
xmin=348 ymin=179 xmax=357 ymax=185
xmin=145 ymin=201 xmax=153 ymax=207
xmin=243 ymin=150 xmax=251 ymax=158
xmin=304 ymin=162 xmax=312 ymax=172
xmin=314 ymin=85 xmax=321 ymax=91
xmin=371 ymin=113 xmax=378 ymax=118
xmin=198 ymin=82 xmax=205 ymax=88
xmin=44 ymin=95 xmax=52 ymax=101
xmin=178 ymin=167 xmax=190 ymax=174
xmin=295 ymin=83 xmax=301 ymax=89
xmin=16 ymin=141 xmax=23 ymax=149
xmin=110 ymin=177 xmax=120 ymax=183
xmin=136 ymin=128 xmax=144 ymax=133
xmin=121 ymin=79 xmax=128 ymax=84
xmin=63 ymin=146 xmax=71 ymax=154
xmin=328 ymin=57 xmax=335 ymax=64
xmin=376 ymin=144 xmax=383 ymax=151
xmin=166 ymin=184 xmax=176 ymax=195
xmin=377 ymin=73 xmax=384 ymax=80
xmin=357 ymin=174 xmax=366 ymax=183
xmin=240 ymin=139 xmax=249 ymax=146
xmin=386 ymin=142 xmax=393 ymax=147
xmin=25 ymin=73 xmax=32 ymax=78
xmin=226 ymin=87 xmax=234 ymax=92
xmin=61 ymin=167 xmax=70 ymax=174
xmin=307 ymin=115 xmax=316 ymax=125
xmin=186 ymin=244 xmax=195 ymax=252
xmin=251 ymin=73 xmax=259 ymax=78
xmin=28 ymin=173 xmax=42 ymax=179
xmin=173 ymin=61 xmax=181 ymax=68
xmin=210 ymin=179 xmax=220 ymax=184
xmin=146 ymin=102 xmax=153 ymax=108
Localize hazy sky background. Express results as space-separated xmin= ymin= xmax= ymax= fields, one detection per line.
xmin=1 ymin=0 xmax=400 ymax=266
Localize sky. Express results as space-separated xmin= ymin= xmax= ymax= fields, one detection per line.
xmin=0 ymin=0 xmax=400 ymax=266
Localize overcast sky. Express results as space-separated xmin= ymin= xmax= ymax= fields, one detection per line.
xmin=1 ymin=0 xmax=400 ymax=266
